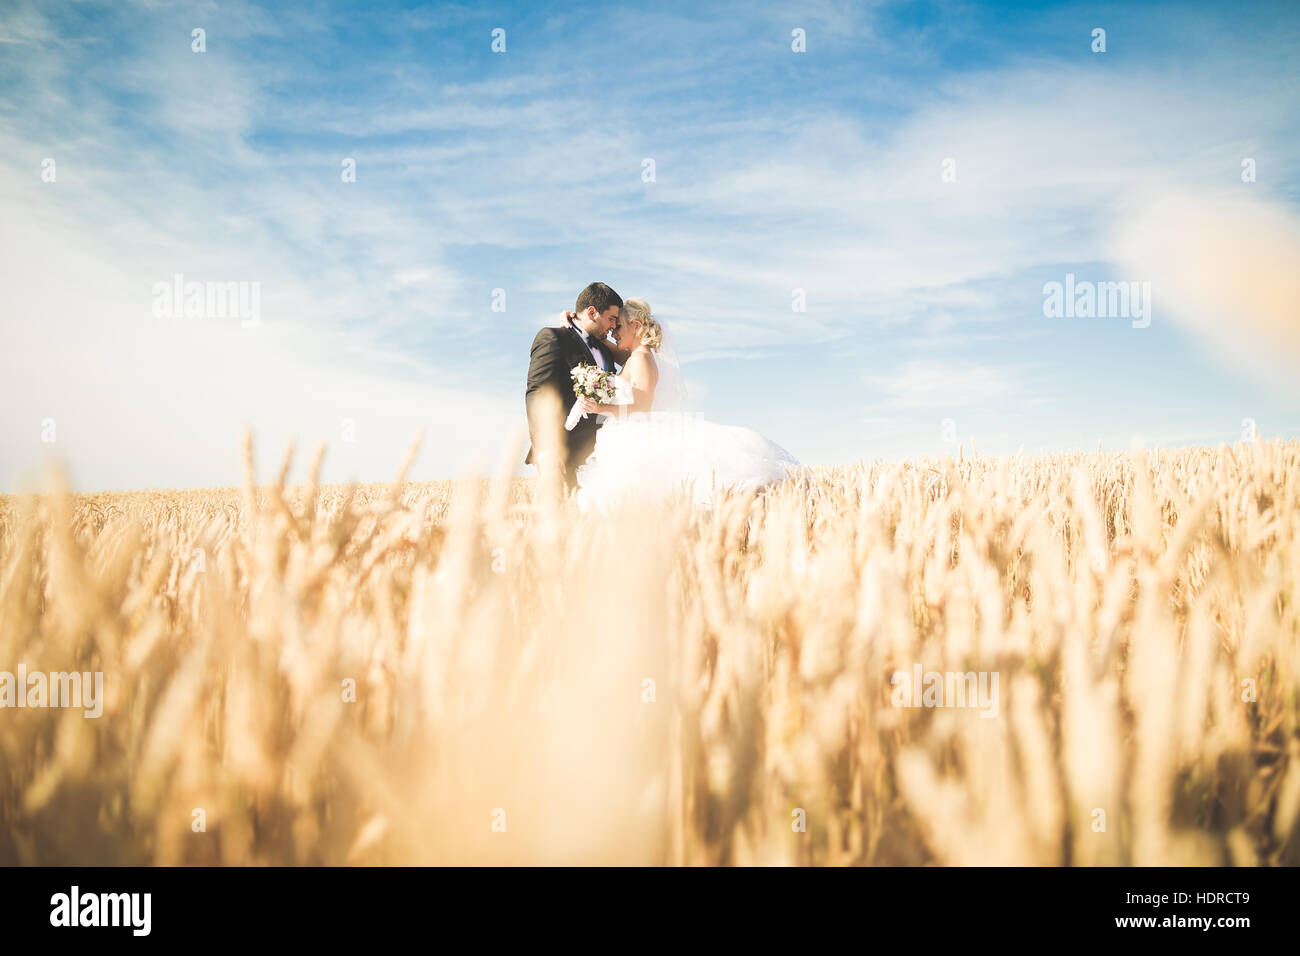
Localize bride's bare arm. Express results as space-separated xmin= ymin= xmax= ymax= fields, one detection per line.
xmin=626 ymin=351 xmax=659 ymax=412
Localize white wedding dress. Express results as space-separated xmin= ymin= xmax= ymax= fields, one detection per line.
xmin=575 ymin=349 xmax=799 ymax=512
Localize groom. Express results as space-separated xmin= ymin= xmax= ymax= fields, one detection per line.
xmin=525 ymin=281 xmax=623 ymax=490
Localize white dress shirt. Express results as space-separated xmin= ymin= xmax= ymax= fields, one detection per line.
xmin=568 ymin=316 xmax=609 ymax=370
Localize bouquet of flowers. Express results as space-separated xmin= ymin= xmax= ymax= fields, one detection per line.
xmin=565 ymin=363 xmax=632 ymax=430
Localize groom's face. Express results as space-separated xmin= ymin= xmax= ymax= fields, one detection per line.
xmin=580 ymin=305 xmax=620 ymax=341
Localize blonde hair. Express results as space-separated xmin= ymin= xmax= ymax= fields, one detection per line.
xmin=621 ymin=298 xmax=662 ymax=351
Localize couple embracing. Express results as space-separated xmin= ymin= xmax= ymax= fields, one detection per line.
xmin=524 ymin=281 xmax=798 ymax=510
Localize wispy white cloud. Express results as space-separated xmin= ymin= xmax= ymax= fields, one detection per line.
xmin=861 ymin=358 xmax=1027 ymax=409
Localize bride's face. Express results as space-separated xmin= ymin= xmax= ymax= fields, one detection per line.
xmin=614 ymin=315 xmax=641 ymax=351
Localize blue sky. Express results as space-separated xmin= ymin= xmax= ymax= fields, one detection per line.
xmin=2 ymin=0 xmax=1299 ymax=490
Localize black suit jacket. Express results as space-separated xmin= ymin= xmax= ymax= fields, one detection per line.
xmin=524 ymin=323 xmax=618 ymax=477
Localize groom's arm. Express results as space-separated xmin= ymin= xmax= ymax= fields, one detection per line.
xmin=526 ymin=327 xmax=566 ymax=401
xmin=525 ymin=328 xmax=567 ymax=476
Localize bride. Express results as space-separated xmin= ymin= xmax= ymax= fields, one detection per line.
xmin=570 ymin=298 xmax=799 ymax=511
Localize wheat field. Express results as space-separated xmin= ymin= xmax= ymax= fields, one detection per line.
xmin=1 ymin=435 xmax=1297 ymax=866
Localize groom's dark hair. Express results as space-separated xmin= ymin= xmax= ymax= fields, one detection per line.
xmin=575 ymin=282 xmax=622 ymax=315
